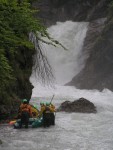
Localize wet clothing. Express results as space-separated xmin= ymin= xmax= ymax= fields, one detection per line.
xmin=19 ymin=103 xmax=32 ymax=116
xmin=31 ymin=105 xmax=39 ymax=118
xmin=49 ymin=104 xmax=56 ymax=125
xmin=43 ymin=106 xmax=52 ymax=127
xmin=50 ymin=112 xmax=55 ymax=125
xmin=19 ymin=111 xmax=29 ymax=128
xmin=39 ymin=105 xmax=46 ymax=117
xmin=42 ymin=105 xmax=56 ymax=127
xmin=39 ymin=103 xmax=56 ymax=127
xmin=19 ymin=103 xmax=32 ymax=128
xmin=50 ymin=104 xmax=56 ymax=112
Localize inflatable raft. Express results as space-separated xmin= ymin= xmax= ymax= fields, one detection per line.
xmin=13 ymin=117 xmax=43 ymax=128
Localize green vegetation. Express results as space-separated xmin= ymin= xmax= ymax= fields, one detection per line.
xmin=0 ymin=0 xmax=56 ymax=107
xmin=0 ymin=0 xmax=39 ymax=102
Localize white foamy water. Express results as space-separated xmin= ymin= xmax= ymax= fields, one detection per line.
xmin=30 ymin=20 xmax=89 ymax=100
xmin=30 ymin=21 xmax=89 ymax=85
xmin=0 ymin=88 xmax=113 ymax=150
xmin=0 ymin=21 xmax=113 ymax=150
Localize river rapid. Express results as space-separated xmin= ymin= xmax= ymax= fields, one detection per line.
xmin=0 ymin=21 xmax=113 ymax=150
xmin=0 ymin=87 xmax=113 ymax=150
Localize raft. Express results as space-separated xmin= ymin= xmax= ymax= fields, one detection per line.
xmin=13 ymin=117 xmax=43 ymax=129
xmin=9 ymin=120 xmax=16 ymax=125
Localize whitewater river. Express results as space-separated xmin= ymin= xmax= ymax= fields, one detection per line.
xmin=1 ymin=21 xmax=113 ymax=150
xmin=0 ymin=87 xmax=113 ymax=150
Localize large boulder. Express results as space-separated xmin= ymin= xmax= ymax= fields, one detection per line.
xmin=58 ymin=97 xmax=97 ymax=113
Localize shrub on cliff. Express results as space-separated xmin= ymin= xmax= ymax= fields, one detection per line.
xmin=0 ymin=0 xmax=58 ymax=107
xmin=0 ymin=1 xmax=40 ymax=102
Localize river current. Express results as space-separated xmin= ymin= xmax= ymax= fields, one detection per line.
xmin=0 ymin=88 xmax=113 ymax=150
xmin=0 ymin=21 xmax=113 ymax=150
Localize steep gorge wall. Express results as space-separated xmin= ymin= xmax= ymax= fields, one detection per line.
xmin=33 ymin=0 xmax=113 ymax=91
xmin=0 ymin=46 xmax=35 ymax=120
xmin=69 ymin=19 xmax=113 ymax=91
xmin=33 ymin=0 xmax=109 ymax=25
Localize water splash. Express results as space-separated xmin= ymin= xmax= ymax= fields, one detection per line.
xmin=30 ymin=21 xmax=89 ymax=88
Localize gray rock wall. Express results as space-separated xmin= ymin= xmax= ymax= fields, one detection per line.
xmin=33 ymin=0 xmax=113 ymax=91
xmin=68 ymin=19 xmax=113 ymax=91
xmin=33 ymin=0 xmax=109 ymax=26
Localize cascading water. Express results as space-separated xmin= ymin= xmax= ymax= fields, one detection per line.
xmin=43 ymin=21 xmax=88 ymax=85
xmin=30 ymin=21 xmax=89 ymax=97
xmin=1 ymin=21 xmax=113 ymax=150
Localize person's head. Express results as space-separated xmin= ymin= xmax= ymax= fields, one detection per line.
xmin=33 ymin=104 xmax=38 ymax=109
xmin=40 ymin=102 xmax=44 ymax=106
xmin=46 ymin=102 xmax=50 ymax=106
xmin=22 ymin=99 xmax=28 ymax=104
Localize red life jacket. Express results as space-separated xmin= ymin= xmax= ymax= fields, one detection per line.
xmin=20 ymin=104 xmax=32 ymax=116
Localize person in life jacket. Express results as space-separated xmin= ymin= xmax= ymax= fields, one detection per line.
xmin=42 ymin=102 xmax=53 ymax=127
xmin=19 ymin=99 xmax=32 ymax=128
xmin=31 ymin=104 xmax=39 ymax=118
xmin=49 ymin=103 xmax=56 ymax=112
xmin=39 ymin=102 xmax=46 ymax=117
xmin=49 ymin=103 xmax=56 ymax=125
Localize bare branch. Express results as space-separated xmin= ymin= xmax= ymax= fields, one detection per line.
xmin=29 ymin=32 xmax=55 ymax=85
xmin=36 ymin=33 xmax=68 ymax=51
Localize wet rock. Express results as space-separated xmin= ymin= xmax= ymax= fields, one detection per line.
xmin=0 ymin=99 xmax=20 ymax=122
xmin=58 ymin=97 xmax=97 ymax=113
xmin=32 ymin=0 xmax=109 ymax=26
xmin=0 ymin=105 xmax=10 ymax=120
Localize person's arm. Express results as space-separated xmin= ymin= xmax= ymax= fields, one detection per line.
xmin=50 ymin=105 xmax=56 ymax=112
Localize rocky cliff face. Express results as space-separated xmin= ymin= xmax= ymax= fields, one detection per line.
xmin=33 ymin=0 xmax=110 ymax=26
xmin=0 ymin=46 xmax=34 ymax=121
xmin=68 ymin=19 xmax=113 ymax=91
xmin=33 ymin=0 xmax=113 ymax=91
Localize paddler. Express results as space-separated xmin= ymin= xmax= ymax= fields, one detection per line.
xmin=39 ymin=102 xmax=46 ymax=117
xmin=19 ymin=99 xmax=32 ymax=128
xmin=49 ymin=102 xmax=56 ymax=125
xmin=31 ymin=104 xmax=39 ymax=118
xmin=42 ymin=102 xmax=52 ymax=127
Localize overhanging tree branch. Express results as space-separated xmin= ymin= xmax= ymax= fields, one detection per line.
xmin=29 ymin=32 xmax=55 ymax=85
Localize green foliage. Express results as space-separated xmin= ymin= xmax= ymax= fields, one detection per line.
xmin=0 ymin=0 xmax=66 ymax=106
xmin=0 ymin=49 xmax=13 ymax=90
xmin=0 ymin=0 xmax=49 ymax=101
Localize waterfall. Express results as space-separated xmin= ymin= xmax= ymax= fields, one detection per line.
xmin=30 ymin=21 xmax=89 ymax=97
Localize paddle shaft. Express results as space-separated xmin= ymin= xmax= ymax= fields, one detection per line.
xmin=50 ymin=94 xmax=55 ymax=103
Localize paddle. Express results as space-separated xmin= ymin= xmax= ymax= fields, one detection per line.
xmin=50 ymin=94 xmax=55 ymax=103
